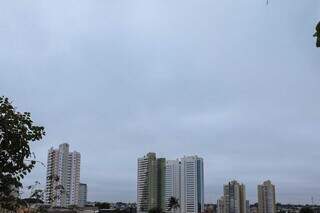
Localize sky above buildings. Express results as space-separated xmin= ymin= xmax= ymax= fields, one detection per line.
xmin=1 ymin=0 xmax=320 ymax=204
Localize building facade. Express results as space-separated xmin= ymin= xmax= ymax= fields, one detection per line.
xmin=217 ymin=196 xmax=225 ymax=213
xmin=45 ymin=143 xmax=81 ymax=207
xmin=223 ymin=180 xmax=246 ymax=213
xmin=180 ymin=156 xmax=204 ymax=213
xmin=137 ymin=154 xmax=204 ymax=213
xmin=257 ymin=180 xmax=276 ymax=213
xmin=79 ymin=183 xmax=87 ymax=207
xmin=165 ymin=159 xmax=181 ymax=213
xmin=137 ymin=153 xmax=166 ymax=213
xmin=246 ymin=200 xmax=250 ymax=213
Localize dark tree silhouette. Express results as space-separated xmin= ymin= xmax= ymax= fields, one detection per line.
xmin=95 ymin=202 xmax=111 ymax=209
xmin=0 ymin=96 xmax=45 ymax=210
xmin=167 ymin=197 xmax=180 ymax=212
xmin=314 ymin=21 xmax=320 ymax=47
xmin=300 ymin=207 xmax=314 ymax=213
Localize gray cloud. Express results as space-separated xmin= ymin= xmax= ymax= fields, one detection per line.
xmin=1 ymin=0 xmax=320 ymax=204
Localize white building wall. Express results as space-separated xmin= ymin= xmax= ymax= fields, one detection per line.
xmin=69 ymin=151 xmax=81 ymax=206
xmin=45 ymin=143 xmax=81 ymax=207
xmin=180 ymin=156 xmax=204 ymax=213
xmin=137 ymin=155 xmax=149 ymax=213
xmin=165 ymin=160 xmax=181 ymax=213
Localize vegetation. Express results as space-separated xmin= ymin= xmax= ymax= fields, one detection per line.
xmin=167 ymin=196 xmax=180 ymax=211
xmin=0 ymin=96 xmax=45 ymax=210
xmin=300 ymin=207 xmax=314 ymax=213
xmin=95 ymin=202 xmax=111 ymax=209
xmin=314 ymin=21 xmax=320 ymax=48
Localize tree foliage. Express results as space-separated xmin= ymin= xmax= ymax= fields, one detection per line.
xmin=167 ymin=196 xmax=180 ymax=212
xmin=300 ymin=207 xmax=314 ymax=213
xmin=0 ymin=96 xmax=45 ymax=210
xmin=314 ymin=21 xmax=320 ymax=48
xmin=95 ymin=202 xmax=111 ymax=209
xmin=46 ymin=174 xmax=66 ymax=205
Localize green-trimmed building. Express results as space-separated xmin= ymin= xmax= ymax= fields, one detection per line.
xmin=137 ymin=153 xmax=166 ymax=213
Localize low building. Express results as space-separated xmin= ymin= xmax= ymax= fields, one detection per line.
xmin=79 ymin=183 xmax=88 ymax=207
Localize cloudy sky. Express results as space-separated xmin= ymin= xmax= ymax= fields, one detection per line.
xmin=1 ymin=0 xmax=320 ymax=204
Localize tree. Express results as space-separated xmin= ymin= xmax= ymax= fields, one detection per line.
xmin=265 ymin=1 xmax=319 ymax=48
xmin=46 ymin=174 xmax=66 ymax=206
xmin=314 ymin=21 xmax=320 ymax=48
xmin=0 ymin=96 xmax=45 ymax=210
xmin=167 ymin=196 xmax=180 ymax=212
xmin=95 ymin=202 xmax=111 ymax=209
xmin=300 ymin=207 xmax=314 ymax=213
xmin=20 ymin=181 xmax=46 ymax=213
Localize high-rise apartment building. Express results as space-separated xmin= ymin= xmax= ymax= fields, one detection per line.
xmin=180 ymin=156 xmax=204 ymax=213
xmin=223 ymin=180 xmax=246 ymax=213
xmin=257 ymin=180 xmax=276 ymax=213
xmin=137 ymin=153 xmax=166 ymax=213
xmin=165 ymin=159 xmax=181 ymax=213
xmin=79 ymin=183 xmax=87 ymax=207
xmin=45 ymin=143 xmax=81 ymax=207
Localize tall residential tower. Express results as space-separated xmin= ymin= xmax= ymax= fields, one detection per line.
xmin=258 ymin=180 xmax=276 ymax=213
xmin=137 ymin=153 xmax=166 ymax=213
xmin=180 ymin=156 xmax=204 ymax=213
xmin=45 ymin=143 xmax=81 ymax=207
xmin=223 ymin=180 xmax=247 ymax=213
xmin=165 ymin=159 xmax=181 ymax=213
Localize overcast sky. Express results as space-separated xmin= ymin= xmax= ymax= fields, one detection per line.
xmin=1 ymin=0 xmax=320 ymax=204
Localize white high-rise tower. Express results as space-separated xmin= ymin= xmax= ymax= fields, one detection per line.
xmin=165 ymin=159 xmax=181 ymax=213
xmin=45 ymin=143 xmax=81 ymax=207
xmin=180 ymin=156 xmax=204 ymax=213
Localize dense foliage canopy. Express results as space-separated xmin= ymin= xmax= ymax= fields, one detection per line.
xmin=0 ymin=96 xmax=45 ymax=210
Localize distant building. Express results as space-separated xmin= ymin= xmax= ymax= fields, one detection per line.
xmin=137 ymin=153 xmax=166 ymax=213
xmin=246 ymin=200 xmax=250 ymax=213
xmin=217 ymin=196 xmax=225 ymax=213
xmin=258 ymin=180 xmax=276 ymax=213
xmin=223 ymin=180 xmax=247 ymax=213
xmin=165 ymin=159 xmax=181 ymax=213
xmin=45 ymin=143 xmax=81 ymax=207
xmin=180 ymin=156 xmax=204 ymax=213
xmin=79 ymin=183 xmax=87 ymax=207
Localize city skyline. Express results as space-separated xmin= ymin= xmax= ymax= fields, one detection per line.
xmin=22 ymin=143 xmax=320 ymax=204
xmin=1 ymin=0 xmax=320 ymax=205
